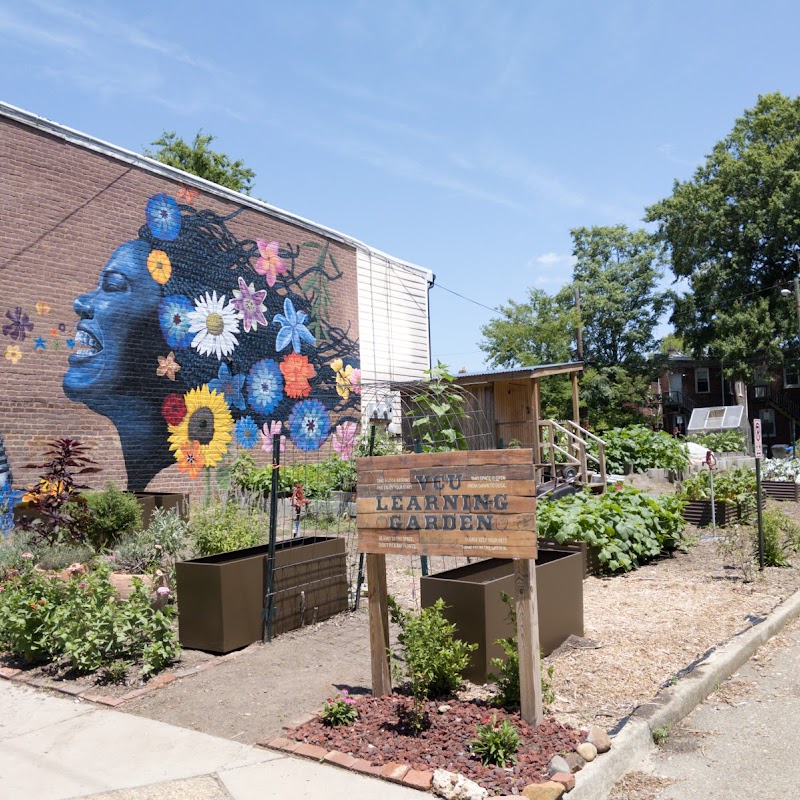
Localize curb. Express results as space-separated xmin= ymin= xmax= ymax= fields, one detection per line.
xmin=569 ymin=588 xmax=800 ymax=800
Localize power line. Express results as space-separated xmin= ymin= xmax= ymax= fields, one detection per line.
xmin=432 ymin=282 xmax=500 ymax=315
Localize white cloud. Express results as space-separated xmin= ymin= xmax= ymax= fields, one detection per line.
xmin=535 ymin=252 xmax=576 ymax=268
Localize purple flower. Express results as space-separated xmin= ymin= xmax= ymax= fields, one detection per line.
xmin=231 ymin=277 xmax=268 ymax=333
xmin=156 ymin=586 xmax=171 ymax=596
xmin=3 ymin=307 xmax=34 ymax=342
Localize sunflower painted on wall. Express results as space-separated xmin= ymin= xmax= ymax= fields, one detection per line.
xmin=63 ymin=194 xmax=359 ymax=491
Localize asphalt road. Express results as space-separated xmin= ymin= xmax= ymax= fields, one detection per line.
xmin=635 ymin=615 xmax=800 ymax=799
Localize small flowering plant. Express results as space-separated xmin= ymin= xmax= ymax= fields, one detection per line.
xmin=320 ymin=689 xmax=359 ymax=727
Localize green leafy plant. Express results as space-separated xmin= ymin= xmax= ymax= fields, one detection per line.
xmin=677 ymin=467 xmax=759 ymax=521
xmin=320 ymin=689 xmax=359 ymax=726
xmin=409 ymin=361 xmax=469 ymax=452
xmin=471 ymin=716 xmax=520 ymax=767
xmin=356 ymin=428 xmax=401 ymax=457
xmin=112 ymin=508 xmax=188 ymax=576
xmin=537 ymin=485 xmax=686 ymax=572
xmin=594 ymin=425 xmax=690 ymax=474
xmin=652 ymin=725 xmax=671 ymax=745
xmin=687 ymin=430 xmax=746 ymax=453
xmin=230 ymin=453 xmax=272 ymax=502
xmin=33 ymin=542 xmax=96 ymax=572
xmin=761 ymin=508 xmax=798 ymax=567
xmin=82 ymin=483 xmax=142 ymax=551
xmin=189 ymin=498 xmax=266 ymax=557
xmin=716 ymin=524 xmax=755 ymax=582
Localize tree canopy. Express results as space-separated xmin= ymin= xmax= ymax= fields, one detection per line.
xmin=145 ymin=131 xmax=256 ymax=194
xmin=646 ymin=92 xmax=800 ymax=381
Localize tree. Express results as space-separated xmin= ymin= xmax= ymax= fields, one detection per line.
xmin=145 ymin=131 xmax=256 ymax=194
xmin=646 ymin=92 xmax=800 ymax=381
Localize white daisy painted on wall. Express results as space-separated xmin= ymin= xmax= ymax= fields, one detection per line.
xmin=187 ymin=291 xmax=240 ymax=360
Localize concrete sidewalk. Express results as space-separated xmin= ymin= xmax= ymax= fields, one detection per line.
xmin=0 ymin=681 xmax=420 ymax=800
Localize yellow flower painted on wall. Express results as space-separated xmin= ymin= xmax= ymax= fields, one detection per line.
xmin=5 ymin=345 xmax=22 ymax=364
xmin=156 ymin=351 xmax=181 ymax=381
xmin=329 ymin=357 xmax=354 ymax=400
xmin=167 ymin=385 xmax=233 ymax=469
xmin=35 ymin=301 xmax=50 ymax=316
xmin=147 ymin=249 xmax=172 ymax=285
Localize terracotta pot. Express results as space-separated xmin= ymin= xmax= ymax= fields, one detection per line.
xmin=109 ymin=571 xmax=169 ymax=609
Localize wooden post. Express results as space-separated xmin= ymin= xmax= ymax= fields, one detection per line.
xmin=531 ymin=378 xmax=542 ymax=480
xmin=571 ymin=371 xmax=580 ymax=429
xmin=514 ymin=558 xmax=543 ymax=725
xmin=367 ymin=553 xmax=392 ymax=696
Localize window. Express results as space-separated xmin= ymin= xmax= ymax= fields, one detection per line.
xmin=785 ymin=362 xmax=800 ymax=388
xmin=760 ymin=408 xmax=776 ymax=438
xmin=695 ymin=367 xmax=710 ymax=394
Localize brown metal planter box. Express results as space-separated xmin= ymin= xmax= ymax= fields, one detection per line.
xmin=681 ymin=499 xmax=739 ymax=526
xmin=538 ymin=538 xmax=603 ymax=578
xmin=762 ymin=481 xmax=800 ymax=501
xmin=420 ymin=549 xmax=584 ymax=684
xmin=176 ymin=535 xmax=347 ymax=654
xmin=135 ymin=492 xmax=189 ymax=528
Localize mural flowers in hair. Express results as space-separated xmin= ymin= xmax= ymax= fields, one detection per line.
xmin=234 ymin=416 xmax=260 ymax=449
xmin=162 ymin=393 xmax=187 ymax=426
xmin=156 ymin=352 xmax=181 ymax=381
xmin=208 ymin=363 xmax=246 ymax=411
xmin=5 ymin=345 xmax=22 ymax=364
xmin=260 ymin=420 xmax=286 ymax=454
xmin=159 ymin=296 xmax=194 ymax=349
xmin=231 ymin=277 xmax=268 ymax=333
xmin=176 ymin=440 xmax=205 ymax=479
xmin=349 ymin=368 xmax=362 ymax=395
xmin=274 ymin=298 xmax=315 ymax=354
xmin=147 ymin=250 xmax=172 ymax=285
xmin=167 ymin=385 xmax=233 ymax=470
xmin=287 ymin=399 xmax=331 ymax=451
xmin=280 ymin=353 xmax=316 ymax=398
xmin=145 ymin=194 xmax=182 ymax=241
xmin=330 ymin=358 xmax=355 ymax=400
xmin=33 ymin=337 xmax=46 ymax=351
xmin=187 ymin=291 xmax=240 ymax=360
xmin=177 ymin=185 xmax=200 ymax=204
xmin=247 ymin=359 xmax=284 ymax=414
xmin=254 ymin=240 xmax=288 ymax=287
xmin=35 ymin=301 xmax=50 ymax=316
xmin=332 ymin=422 xmax=358 ymax=460
xmin=3 ymin=307 xmax=34 ymax=342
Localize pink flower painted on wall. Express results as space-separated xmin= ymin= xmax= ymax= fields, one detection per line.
xmin=332 ymin=421 xmax=358 ymax=460
xmin=260 ymin=420 xmax=287 ymax=454
xmin=254 ymin=240 xmax=288 ymax=287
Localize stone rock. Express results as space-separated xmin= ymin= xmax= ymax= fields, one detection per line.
xmin=551 ymin=772 xmax=576 ymax=791
xmin=586 ymin=725 xmax=612 ymax=753
xmin=432 ymin=769 xmax=488 ymax=800
xmin=548 ymin=754 xmax=571 ymax=776
xmin=522 ymin=781 xmax=565 ymax=800
xmin=576 ymin=742 xmax=597 ymax=762
xmin=438 ymin=704 xmax=452 ymax=714
xmin=563 ymin=752 xmax=586 ymax=773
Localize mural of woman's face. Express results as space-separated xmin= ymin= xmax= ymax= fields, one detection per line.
xmin=63 ymin=239 xmax=164 ymax=410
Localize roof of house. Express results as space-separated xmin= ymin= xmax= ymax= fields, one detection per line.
xmin=454 ymin=362 xmax=585 ymax=383
xmin=0 ymin=101 xmax=433 ymax=284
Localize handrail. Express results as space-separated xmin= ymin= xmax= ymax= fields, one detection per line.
xmin=552 ymin=418 xmax=608 ymax=490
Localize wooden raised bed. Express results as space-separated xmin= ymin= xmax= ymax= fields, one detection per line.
xmin=175 ymin=535 xmax=348 ymax=653
xmin=420 ymin=549 xmax=584 ymax=684
xmin=761 ymin=481 xmax=800 ymax=501
xmin=681 ymin=499 xmax=740 ymax=527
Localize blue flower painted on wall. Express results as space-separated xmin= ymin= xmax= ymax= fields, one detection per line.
xmin=3 ymin=307 xmax=34 ymax=342
xmin=62 ymin=194 xmax=360 ymax=491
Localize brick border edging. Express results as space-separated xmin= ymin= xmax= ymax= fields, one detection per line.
xmin=0 ymin=647 xmax=247 ymax=708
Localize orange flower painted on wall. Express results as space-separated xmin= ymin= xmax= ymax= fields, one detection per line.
xmin=147 ymin=249 xmax=173 ymax=285
xmin=280 ymin=353 xmax=316 ymax=398
xmin=176 ymin=440 xmax=205 ymax=479
xmin=156 ymin=351 xmax=181 ymax=380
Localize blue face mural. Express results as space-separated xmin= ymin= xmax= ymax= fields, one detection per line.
xmin=63 ymin=194 xmax=360 ymax=491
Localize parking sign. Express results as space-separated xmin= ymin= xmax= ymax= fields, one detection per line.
xmin=753 ymin=418 xmax=763 ymax=459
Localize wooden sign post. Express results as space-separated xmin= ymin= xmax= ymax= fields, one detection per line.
xmin=356 ymin=449 xmax=543 ymax=725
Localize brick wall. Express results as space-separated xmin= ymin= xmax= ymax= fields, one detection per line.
xmin=0 ymin=116 xmax=360 ymax=501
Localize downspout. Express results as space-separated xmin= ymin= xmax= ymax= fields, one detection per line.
xmin=427 ymin=273 xmax=436 ymax=371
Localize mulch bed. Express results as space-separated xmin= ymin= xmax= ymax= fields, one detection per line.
xmin=289 ymin=693 xmax=584 ymax=796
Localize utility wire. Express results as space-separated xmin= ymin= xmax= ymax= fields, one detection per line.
xmin=432 ymin=282 xmax=501 ymax=315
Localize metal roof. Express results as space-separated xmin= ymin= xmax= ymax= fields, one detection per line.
xmin=454 ymin=362 xmax=585 ymax=383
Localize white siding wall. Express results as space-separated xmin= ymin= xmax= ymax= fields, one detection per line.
xmin=357 ymin=249 xmax=431 ymax=384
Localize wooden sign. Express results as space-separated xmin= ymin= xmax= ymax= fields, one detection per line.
xmin=356 ymin=449 xmax=537 ymax=559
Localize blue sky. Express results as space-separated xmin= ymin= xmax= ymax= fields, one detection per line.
xmin=2 ymin=0 xmax=799 ymax=371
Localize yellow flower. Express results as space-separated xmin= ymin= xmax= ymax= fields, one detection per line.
xmin=147 ymin=249 xmax=172 ymax=285
xmin=168 ymin=385 xmax=233 ymax=469
xmin=35 ymin=301 xmax=50 ymax=316
xmin=156 ymin=351 xmax=181 ymax=381
xmin=5 ymin=345 xmax=22 ymax=364
xmin=330 ymin=358 xmax=344 ymax=374
xmin=330 ymin=358 xmax=354 ymax=399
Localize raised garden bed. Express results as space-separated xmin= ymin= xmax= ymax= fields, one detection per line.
xmin=761 ymin=481 xmax=800 ymax=501
xmin=176 ymin=535 xmax=348 ymax=654
xmin=419 ymin=549 xmax=584 ymax=683
xmin=134 ymin=492 xmax=189 ymax=528
xmin=681 ymin=499 xmax=740 ymax=527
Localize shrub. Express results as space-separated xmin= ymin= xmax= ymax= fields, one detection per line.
xmin=716 ymin=524 xmax=755 ymax=582
xmin=230 ymin=453 xmax=272 ymax=502
xmin=687 ymin=430 xmax=746 ymax=453
xmin=597 ymin=426 xmax=690 ymax=474
xmin=82 ymin=483 xmax=142 ymax=551
xmin=471 ymin=716 xmax=520 ymax=767
xmin=33 ymin=542 xmax=96 ymax=572
xmin=0 ymin=531 xmax=35 ymax=579
xmin=321 ymin=689 xmax=359 ymax=726
xmin=112 ymin=508 xmax=188 ymax=574
xmin=761 ymin=508 xmax=799 ymax=567
xmin=537 ymin=486 xmax=686 ymax=573
xmin=189 ymin=499 xmax=265 ymax=557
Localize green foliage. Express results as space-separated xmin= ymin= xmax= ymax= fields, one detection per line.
xmin=146 ymin=131 xmax=256 ymax=194
xmin=356 ymin=428 xmax=401 ymax=457
xmin=598 ymin=425 xmax=690 ymax=473
xmin=646 ymin=93 xmax=800 ymax=381
xmin=471 ymin=716 xmax=520 ymax=767
xmin=278 ymin=455 xmax=357 ymax=499
xmin=580 ymin=366 xmax=655 ymax=430
xmin=761 ymin=508 xmax=800 ymax=567
xmin=652 ymin=725 xmax=671 ymax=746
xmin=189 ymin=499 xmax=265 ymax=557
xmin=0 ymin=532 xmax=32 ymax=579
xmin=537 ymin=486 xmax=686 ymax=573
xmin=677 ymin=467 xmax=758 ymax=520
xmin=410 ymin=362 xmax=469 ymax=452
xmin=388 ymin=597 xmax=477 ymax=702
xmin=0 ymin=562 xmax=179 ymax=676
xmin=33 ymin=542 xmax=95 ymax=572
xmin=112 ymin=508 xmax=188 ymax=574
xmin=230 ymin=453 xmax=271 ymax=501
xmin=320 ymin=689 xmax=359 ymax=726
xmin=716 ymin=524 xmax=756 ymax=582
xmin=687 ymin=431 xmax=746 ymax=453
xmin=82 ymin=484 xmax=142 ymax=551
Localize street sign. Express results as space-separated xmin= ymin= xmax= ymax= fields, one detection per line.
xmin=753 ymin=419 xmax=763 ymax=459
